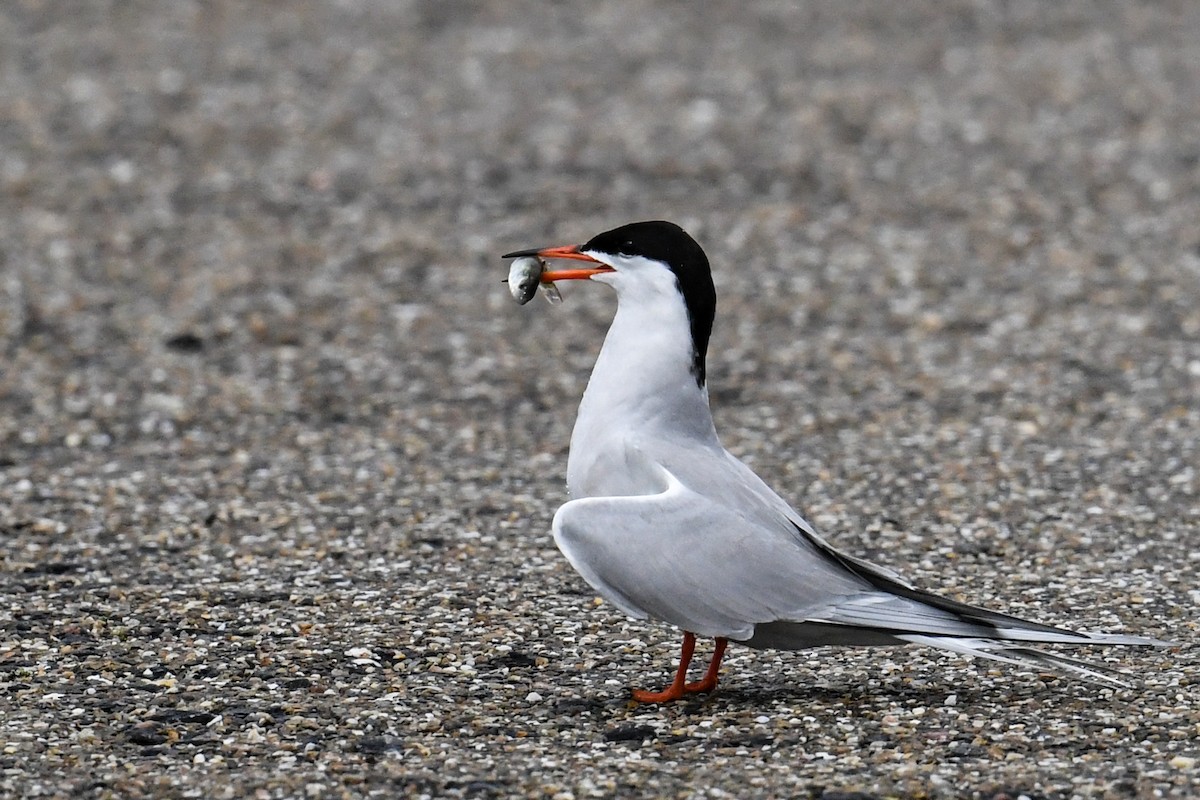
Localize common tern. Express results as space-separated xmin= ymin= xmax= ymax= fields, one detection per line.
xmin=502 ymin=220 xmax=1170 ymax=704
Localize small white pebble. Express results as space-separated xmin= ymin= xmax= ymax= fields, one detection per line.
xmin=1170 ymin=755 xmax=1195 ymax=770
xmin=944 ymin=694 xmax=958 ymax=706
xmin=754 ymin=715 xmax=770 ymax=724
xmin=525 ymin=691 xmax=543 ymax=702
xmin=109 ymin=159 xmax=135 ymax=185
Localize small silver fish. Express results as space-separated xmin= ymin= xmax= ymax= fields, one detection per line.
xmin=507 ymin=256 xmax=544 ymax=305
xmin=507 ymin=256 xmax=563 ymax=305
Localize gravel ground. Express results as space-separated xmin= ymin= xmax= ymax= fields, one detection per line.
xmin=1 ymin=1 xmax=1197 ymax=798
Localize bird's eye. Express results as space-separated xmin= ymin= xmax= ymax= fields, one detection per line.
xmin=619 ymin=241 xmax=635 ymax=256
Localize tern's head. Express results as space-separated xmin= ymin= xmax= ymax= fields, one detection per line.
xmin=503 ymin=220 xmax=716 ymax=384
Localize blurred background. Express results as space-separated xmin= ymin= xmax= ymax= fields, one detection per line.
xmin=0 ymin=1 xmax=1196 ymax=797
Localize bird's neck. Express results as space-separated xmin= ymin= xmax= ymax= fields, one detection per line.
xmin=567 ymin=293 xmax=719 ymax=497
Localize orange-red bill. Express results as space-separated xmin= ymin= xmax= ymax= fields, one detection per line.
xmin=502 ymin=243 xmax=615 ymax=282
xmin=540 ymin=267 xmax=611 ymax=281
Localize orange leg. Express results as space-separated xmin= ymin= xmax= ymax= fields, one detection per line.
xmin=684 ymin=636 xmax=727 ymax=694
xmin=631 ymin=633 xmax=729 ymax=703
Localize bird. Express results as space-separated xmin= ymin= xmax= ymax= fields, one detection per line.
xmin=502 ymin=220 xmax=1171 ymax=704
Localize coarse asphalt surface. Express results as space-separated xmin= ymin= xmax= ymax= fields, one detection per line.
xmin=0 ymin=2 xmax=1197 ymax=798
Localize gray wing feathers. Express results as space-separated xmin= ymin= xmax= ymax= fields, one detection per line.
xmin=553 ymin=465 xmax=872 ymax=639
xmin=553 ymin=452 xmax=1173 ymax=682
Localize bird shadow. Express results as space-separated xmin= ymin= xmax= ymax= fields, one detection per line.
xmin=716 ymin=678 xmax=992 ymax=708
xmin=582 ymin=676 xmax=1016 ymax=716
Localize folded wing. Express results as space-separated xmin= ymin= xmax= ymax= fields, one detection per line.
xmin=552 ymin=457 xmax=1171 ymax=684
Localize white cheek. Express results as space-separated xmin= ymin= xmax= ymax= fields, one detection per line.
xmin=583 ymin=254 xmax=675 ymax=295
